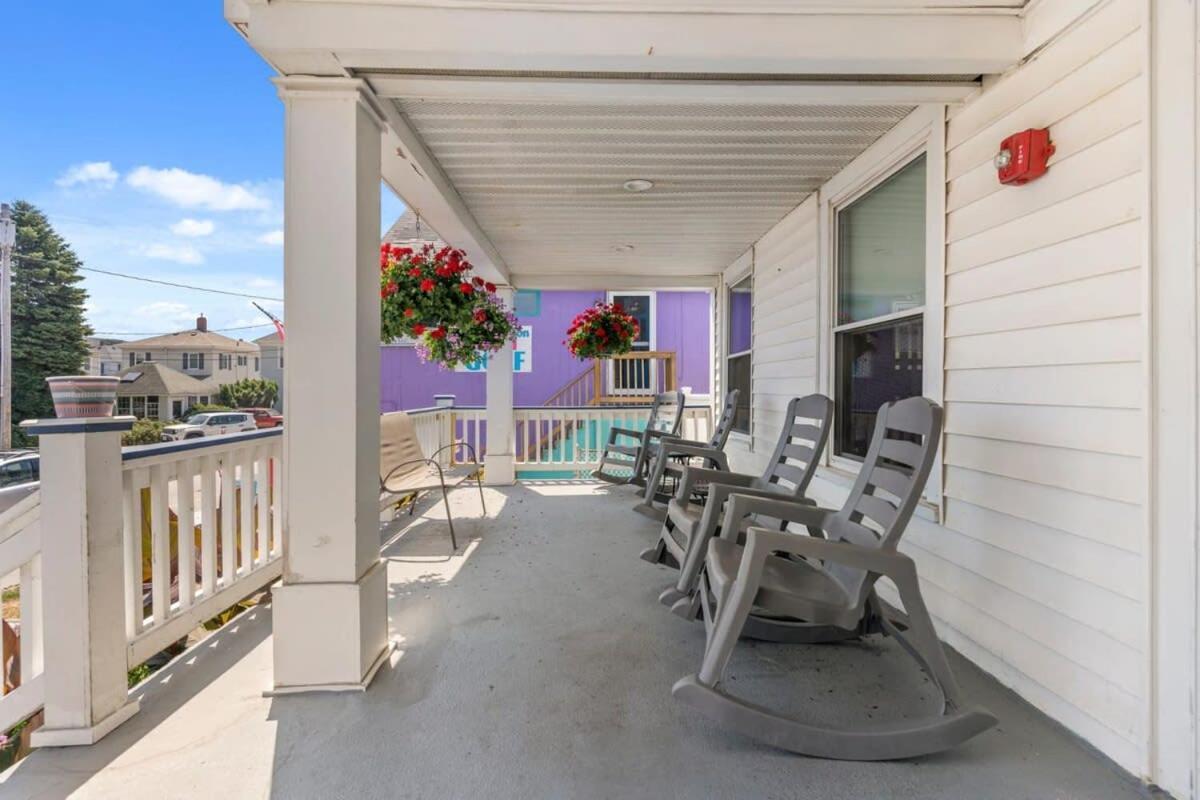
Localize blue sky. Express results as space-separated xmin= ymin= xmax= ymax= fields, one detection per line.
xmin=1 ymin=3 xmax=405 ymax=340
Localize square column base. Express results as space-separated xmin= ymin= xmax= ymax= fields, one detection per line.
xmin=32 ymin=699 xmax=140 ymax=748
xmin=484 ymin=453 xmax=515 ymax=486
xmin=269 ymin=559 xmax=391 ymax=694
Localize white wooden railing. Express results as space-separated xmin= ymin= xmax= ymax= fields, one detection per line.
xmin=120 ymin=429 xmax=283 ymax=666
xmin=0 ymin=493 xmax=44 ymax=733
xmin=423 ymin=404 xmax=712 ymax=475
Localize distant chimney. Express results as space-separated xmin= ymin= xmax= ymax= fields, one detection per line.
xmin=196 ymin=315 xmax=208 ymax=332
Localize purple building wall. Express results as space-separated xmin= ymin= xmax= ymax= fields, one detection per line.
xmin=380 ymin=290 xmax=711 ymax=411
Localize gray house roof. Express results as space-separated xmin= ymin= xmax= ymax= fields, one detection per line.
xmin=382 ymin=209 xmax=443 ymax=248
xmin=115 ymin=362 xmax=219 ymax=397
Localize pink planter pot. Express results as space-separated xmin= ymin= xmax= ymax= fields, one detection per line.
xmin=45 ymin=376 xmax=119 ymax=419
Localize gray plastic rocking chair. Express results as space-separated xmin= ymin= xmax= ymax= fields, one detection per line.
xmin=592 ymin=390 xmax=685 ymax=485
xmin=672 ymin=397 xmax=997 ymax=760
xmin=639 ymin=394 xmax=832 ymax=610
xmin=632 ymin=389 xmax=740 ymax=521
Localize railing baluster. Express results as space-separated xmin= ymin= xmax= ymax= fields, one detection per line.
xmin=220 ymin=453 xmax=236 ymax=586
xmin=239 ymin=449 xmax=254 ymax=576
xmin=201 ymin=454 xmax=218 ymax=597
xmin=122 ymin=470 xmax=143 ymax=637
xmin=19 ymin=554 xmax=43 ymax=678
xmin=270 ymin=444 xmax=283 ymax=558
xmin=149 ymin=464 xmax=170 ymax=627
xmin=255 ymin=448 xmax=270 ymax=568
xmin=177 ymin=459 xmax=195 ymax=610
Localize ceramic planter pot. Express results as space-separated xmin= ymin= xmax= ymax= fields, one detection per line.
xmin=45 ymin=376 xmax=119 ymax=419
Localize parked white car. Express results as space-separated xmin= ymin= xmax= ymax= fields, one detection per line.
xmin=0 ymin=450 xmax=39 ymax=515
xmin=161 ymin=412 xmax=258 ymax=442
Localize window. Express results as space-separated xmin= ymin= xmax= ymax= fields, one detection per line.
xmin=117 ymin=396 xmax=131 ymax=416
xmin=278 ymin=351 xmax=284 ymax=368
xmin=144 ymin=352 xmax=151 ymax=363
xmin=219 ymin=354 xmax=231 ymax=370
xmin=254 ymin=357 xmax=260 ymax=371
xmin=237 ymin=354 xmax=247 ymax=367
xmin=726 ymin=276 xmax=752 ymax=434
xmin=128 ymin=353 xmax=135 ymax=367
xmin=146 ymin=397 xmax=159 ymax=419
xmin=182 ymin=352 xmax=206 ymax=370
xmin=833 ymin=155 xmax=927 ymax=459
xmin=131 ymin=396 xmax=147 ymax=418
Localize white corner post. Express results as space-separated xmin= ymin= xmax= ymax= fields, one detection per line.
xmin=270 ymin=77 xmax=392 ymax=694
xmin=484 ymin=287 xmax=516 ymax=485
xmin=23 ymin=416 xmax=139 ymax=747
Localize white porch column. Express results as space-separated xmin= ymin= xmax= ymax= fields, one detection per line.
xmin=270 ymin=77 xmax=392 ymax=693
xmin=484 ymin=286 xmax=516 ymax=485
xmin=22 ymin=417 xmax=139 ymax=747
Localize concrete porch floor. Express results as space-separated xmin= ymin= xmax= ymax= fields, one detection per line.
xmin=1 ymin=481 xmax=1151 ymax=799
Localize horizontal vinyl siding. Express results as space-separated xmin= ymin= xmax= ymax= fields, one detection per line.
xmin=723 ymin=195 xmax=819 ymax=476
xmin=717 ymin=0 xmax=1149 ymax=778
xmin=938 ymin=0 xmax=1148 ymax=774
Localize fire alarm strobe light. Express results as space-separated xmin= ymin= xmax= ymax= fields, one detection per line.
xmin=995 ymin=128 xmax=1055 ymax=186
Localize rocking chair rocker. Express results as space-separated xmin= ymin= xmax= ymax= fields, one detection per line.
xmin=672 ymin=397 xmax=997 ymax=760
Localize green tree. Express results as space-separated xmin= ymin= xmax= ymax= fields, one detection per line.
xmin=10 ymin=202 xmax=90 ymax=442
xmin=217 ymin=378 xmax=278 ymax=409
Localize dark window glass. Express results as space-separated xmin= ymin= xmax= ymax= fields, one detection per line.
xmin=835 ymin=317 xmax=923 ymax=459
xmin=727 ymin=352 xmax=752 ymax=434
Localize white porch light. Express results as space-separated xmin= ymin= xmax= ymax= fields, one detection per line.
xmin=622 ymin=179 xmax=655 ymax=193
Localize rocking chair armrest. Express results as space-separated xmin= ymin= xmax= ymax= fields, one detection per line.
xmin=381 ymin=457 xmax=444 ymax=493
xmin=429 ymin=441 xmax=480 ymax=466
xmin=742 ymin=526 xmax=915 ymax=579
xmin=658 ymin=441 xmax=729 ymax=471
xmin=606 ymin=426 xmax=645 ymax=445
xmin=714 ymin=492 xmax=830 ymax=542
xmin=677 ymin=466 xmax=756 ymax=501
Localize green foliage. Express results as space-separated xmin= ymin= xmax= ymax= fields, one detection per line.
xmin=217 ymin=378 xmax=277 ymax=409
xmin=10 ymin=202 xmax=90 ymax=442
xmin=183 ymin=403 xmax=233 ymax=418
xmin=379 ymin=242 xmax=518 ymax=368
xmin=122 ymin=419 xmax=164 ymax=446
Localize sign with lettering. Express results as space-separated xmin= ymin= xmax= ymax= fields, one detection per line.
xmin=455 ymin=325 xmax=532 ymax=373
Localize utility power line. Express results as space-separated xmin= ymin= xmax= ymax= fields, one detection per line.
xmin=12 ymin=253 xmax=283 ymax=302
xmin=92 ymin=322 xmax=274 ymax=337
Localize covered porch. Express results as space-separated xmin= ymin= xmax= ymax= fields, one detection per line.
xmin=3 ymin=0 xmax=1199 ymax=797
xmin=0 ymin=482 xmax=1145 ymax=799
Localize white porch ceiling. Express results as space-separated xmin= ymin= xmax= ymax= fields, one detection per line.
xmin=389 ymin=96 xmax=915 ymax=280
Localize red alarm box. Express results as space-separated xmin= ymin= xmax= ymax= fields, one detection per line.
xmin=995 ymin=128 xmax=1055 ymax=185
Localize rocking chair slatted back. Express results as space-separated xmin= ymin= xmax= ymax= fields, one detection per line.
xmin=707 ymin=389 xmax=740 ymax=449
xmin=647 ymin=391 xmax=686 ymax=437
xmin=751 ymin=394 xmax=833 ymax=530
xmin=824 ymin=397 xmax=942 ymax=607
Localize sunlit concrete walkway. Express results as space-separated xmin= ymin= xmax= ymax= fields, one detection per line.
xmin=1 ymin=481 xmax=1150 ymax=799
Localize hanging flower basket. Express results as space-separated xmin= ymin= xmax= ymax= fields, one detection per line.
xmin=380 ymin=243 xmax=518 ymax=369
xmin=564 ymin=301 xmax=640 ymax=360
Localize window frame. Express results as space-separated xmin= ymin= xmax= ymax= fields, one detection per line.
xmin=816 ymin=105 xmax=946 ymax=513
xmin=720 ymin=250 xmax=754 ymax=446
xmin=725 ymin=273 xmax=754 ymax=438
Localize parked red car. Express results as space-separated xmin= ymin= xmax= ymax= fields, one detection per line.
xmin=240 ymin=407 xmax=284 ymax=429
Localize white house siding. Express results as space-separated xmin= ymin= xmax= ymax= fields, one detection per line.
xmin=719 ymin=0 xmax=1150 ymax=777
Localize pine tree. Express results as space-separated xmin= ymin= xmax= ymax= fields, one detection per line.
xmin=10 ymin=201 xmax=90 ymax=440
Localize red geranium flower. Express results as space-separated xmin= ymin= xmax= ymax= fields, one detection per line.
xmin=413 ymin=323 xmax=426 ymax=335
xmin=430 ymin=327 xmax=446 ymax=340
xmin=472 ymin=276 xmax=485 ymax=287
xmin=404 ymin=308 xmax=415 ymax=318
xmin=420 ymin=279 xmax=435 ymax=292
xmin=459 ymin=282 xmax=474 ymax=294
xmin=408 ymin=267 xmax=422 ymax=278
xmin=485 ymin=282 xmax=497 ymax=293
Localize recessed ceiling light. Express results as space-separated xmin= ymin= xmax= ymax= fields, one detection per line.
xmin=622 ymin=179 xmax=654 ymax=193
xmin=614 ymin=244 xmax=635 ymax=254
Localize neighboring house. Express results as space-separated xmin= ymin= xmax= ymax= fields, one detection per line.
xmin=378 ymin=211 xmax=712 ymax=411
xmin=84 ymin=337 xmax=123 ymax=376
xmin=114 ymin=362 xmax=218 ymax=421
xmin=117 ymin=315 xmax=262 ymax=391
xmin=254 ymin=332 xmax=284 ymax=411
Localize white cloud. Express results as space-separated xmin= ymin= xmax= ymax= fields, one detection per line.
xmin=127 ymin=166 xmax=270 ymax=211
xmin=257 ymin=229 xmax=284 ymax=246
xmin=170 ymin=218 xmax=215 ymax=237
xmin=56 ymin=161 xmax=119 ymax=189
xmin=141 ymin=243 xmax=204 ymax=265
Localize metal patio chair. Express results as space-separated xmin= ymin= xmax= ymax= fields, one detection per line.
xmin=632 ymin=389 xmax=740 ymax=521
xmin=592 ymin=390 xmax=685 ymax=485
xmin=379 ymin=410 xmax=485 ymax=551
xmin=672 ymin=397 xmax=997 ymax=760
xmin=640 ymin=394 xmax=832 ymax=610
